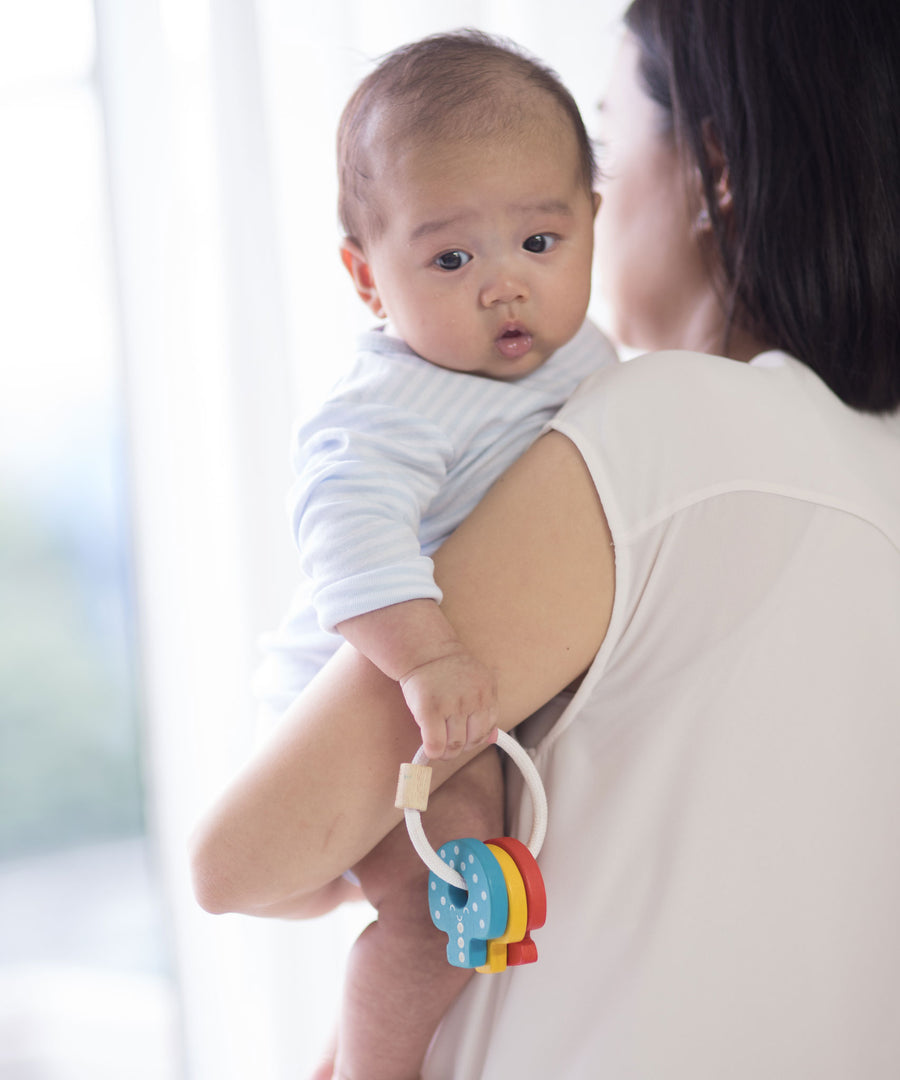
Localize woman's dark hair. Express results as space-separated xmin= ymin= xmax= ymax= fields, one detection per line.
xmin=625 ymin=0 xmax=900 ymax=412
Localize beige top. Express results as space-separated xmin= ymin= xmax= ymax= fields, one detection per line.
xmin=425 ymin=349 xmax=900 ymax=1078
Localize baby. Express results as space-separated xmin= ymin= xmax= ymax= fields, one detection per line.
xmin=255 ymin=29 xmax=614 ymax=1080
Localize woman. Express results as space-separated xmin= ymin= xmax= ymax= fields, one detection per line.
xmin=192 ymin=0 xmax=900 ymax=1075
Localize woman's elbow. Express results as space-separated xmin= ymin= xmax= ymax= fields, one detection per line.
xmin=188 ymin=818 xmax=249 ymax=916
xmin=189 ymin=821 xmax=344 ymax=920
xmin=190 ymin=864 xmax=234 ymax=917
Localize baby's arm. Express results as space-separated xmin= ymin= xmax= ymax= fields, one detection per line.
xmin=292 ymin=386 xmax=498 ymax=758
xmin=337 ymin=599 xmax=497 ymax=760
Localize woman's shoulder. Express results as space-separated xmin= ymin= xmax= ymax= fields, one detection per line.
xmin=552 ymin=347 xmax=900 ymax=543
xmin=555 ymin=349 xmax=795 ymax=462
xmin=564 ymin=347 xmax=789 ymax=413
xmin=556 ymin=346 xmax=863 ymax=443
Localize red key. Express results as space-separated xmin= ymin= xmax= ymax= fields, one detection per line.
xmin=488 ymin=836 xmax=546 ymax=965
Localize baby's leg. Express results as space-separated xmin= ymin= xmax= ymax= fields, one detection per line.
xmin=333 ymin=747 xmax=504 ymax=1080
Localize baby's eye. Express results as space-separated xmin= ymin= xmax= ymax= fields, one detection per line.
xmin=433 ymin=250 xmax=472 ymax=271
xmin=523 ymin=234 xmax=558 ymax=253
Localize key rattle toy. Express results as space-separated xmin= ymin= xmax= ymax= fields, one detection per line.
xmin=395 ymin=730 xmax=548 ymax=972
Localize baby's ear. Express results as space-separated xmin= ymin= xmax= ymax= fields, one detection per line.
xmin=340 ymin=239 xmax=386 ymax=319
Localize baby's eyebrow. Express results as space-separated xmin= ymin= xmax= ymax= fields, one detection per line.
xmin=407 ymin=199 xmax=574 ymax=244
xmin=408 ymin=213 xmax=474 ymax=243
xmin=511 ymin=199 xmax=574 ymax=217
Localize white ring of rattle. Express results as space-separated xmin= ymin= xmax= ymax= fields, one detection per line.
xmin=404 ymin=729 xmax=548 ymax=889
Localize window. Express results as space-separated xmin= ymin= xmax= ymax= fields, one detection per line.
xmin=0 ymin=3 xmax=181 ymax=1075
xmin=0 ymin=3 xmax=624 ymax=1076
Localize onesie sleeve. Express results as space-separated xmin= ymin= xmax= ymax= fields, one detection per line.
xmin=288 ymin=397 xmax=454 ymax=632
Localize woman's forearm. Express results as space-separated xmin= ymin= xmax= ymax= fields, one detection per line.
xmin=190 ymin=648 xmax=428 ymax=913
xmin=190 ymin=432 xmax=614 ymax=916
xmin=241 ymin=873 xmax=366 ymax=921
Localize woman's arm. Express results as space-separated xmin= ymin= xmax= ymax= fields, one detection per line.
xmin=190 ymin=431 xmax=614 ymax=915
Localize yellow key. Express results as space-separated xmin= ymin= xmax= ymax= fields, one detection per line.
xmin=476 ymin=842 xmax=528 ymax=974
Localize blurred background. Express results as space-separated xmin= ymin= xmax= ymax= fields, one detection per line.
xmin=0 ymin=1 xmax=624 ymax=1076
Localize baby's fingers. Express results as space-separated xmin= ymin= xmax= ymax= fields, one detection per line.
xmin=466 ymin=705 xmax=499 ymax=751
xmin=419 ymin=714 xmax=448 ymax=760
xmin=437 ymin=706 xmax=498 ymax=760
xmin=420 ymin=711 xmax=479 ymax=761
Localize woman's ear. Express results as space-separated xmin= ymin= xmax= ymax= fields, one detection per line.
xmin=703 ymin=118 xmax=733 ymax=214
xmin=692 ymin=120 xmax=733 ymax=234
xmin=710 ymin=162 xmax=733 ymax=215
xmin=340 ymin=239 xmax=386 ymax=319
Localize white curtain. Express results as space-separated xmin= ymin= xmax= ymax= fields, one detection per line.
xmin=95 ymin=1 xmax=625 ymax=1076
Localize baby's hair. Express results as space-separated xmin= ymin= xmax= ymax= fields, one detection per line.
xmin=337 ymin=29 xmax=596 ymax=247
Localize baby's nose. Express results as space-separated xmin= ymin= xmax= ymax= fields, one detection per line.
xmin=479 ymin=271 xmax=528 ymax=307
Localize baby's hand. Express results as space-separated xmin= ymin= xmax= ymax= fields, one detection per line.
xmin=399 ymin=652 xmax=499 ymax=761
xmin=336 ymin=600 xmax=499 ymax=759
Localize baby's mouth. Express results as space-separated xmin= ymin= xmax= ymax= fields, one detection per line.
xmin=495 ymin=324 xmax=534 ymax=360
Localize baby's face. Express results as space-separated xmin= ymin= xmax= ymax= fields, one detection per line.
xmin=360 ymin=113 xmax=596 ymax=379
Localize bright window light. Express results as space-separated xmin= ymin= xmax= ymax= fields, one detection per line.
xmin=0 ymin=3 xmax=182 ymax=1076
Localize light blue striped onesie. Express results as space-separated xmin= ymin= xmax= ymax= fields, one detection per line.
xmin=253 ymin=318 xmax=616 ymax=724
